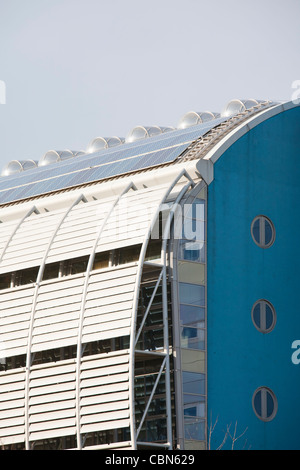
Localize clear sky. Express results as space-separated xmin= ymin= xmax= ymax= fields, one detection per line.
xmin=0 ymin=0 xmax=299 ymax=169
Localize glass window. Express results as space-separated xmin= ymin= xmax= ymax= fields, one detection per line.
xmin=182 ymin=219 xmax=205 ymax=242
xmin=15 ymin=266 xmax=39 ymax=286
xmin=43 ymin=262 xmax=60 ymax=281
xmin=180 ymin=304 xmax=205 ymax=328
xmin=183 ymin=371 xmax=205 ymax=395
xmin=93 ymin=251 xmax=110 ymax=270
xmin=251 ymin=300 xmax=276 ymax=333
xmin=252 ymin=387 xmax=277 ymax=421
xmin=0 ymin=273 xmax=11 ymax=290
xmin=179 ymin=283 xmax=205 ymax=306
xmin=184 ymin=400 xmax=205 ymax=418
xmin=181 ymin=327 xmax=205 ymax=350
xmin=251 ymin=216 xmax=275 ymax=248
xmin=183 ymin=199 xmax=205 ymax=220
xmin=184 ymin=417 xmax=205 ymax=440
xmin=179 ymin=240 xmax=205 ymax=263
xmin=116 ymin=244 xmax=141 ymax=264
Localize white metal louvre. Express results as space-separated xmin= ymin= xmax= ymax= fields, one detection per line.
xmin=0 ymin=285 xmax=34 ymax=358
xmin=31 ymin=275 xmax=85 ymax=353
xmin=0 ymin=184 xmax=169 ymax=276
xmin=46 ymin=186 xmax=165 ymax=263
xmin=0 ymin=210 xmax=66 ymax=274
xmin=80 ymin=351 xmax=130 ymax=434
xmin=28 ymin=360 xmax=76 ymax=442
xmin=45 ymin=198 xmax=115 ymax=264
xmin=0 ymin=219 xmax=21 ymax=257
xmin=0 ymin=368 xmax=26 ymax=445
xmin=96 ymin=185 xmax=169 ymax=252
xmin=82 ymin=264 xmax=137 ymax=344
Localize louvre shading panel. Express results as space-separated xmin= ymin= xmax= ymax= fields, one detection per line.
xmin=82 ymin=264 xmax=138 ymax=344
xmin=28 ymin=360 xmax=76 ymax=441
xmin=0 ymin=285 xmax=34 ymax=357
xmin=0 ymin=369 xmax=26 ymax=444
xmin=79 ymin=351 xmax=130 ymax=434
xmin=0 ymin=218 xmax=22 ymax=258
xmin=96 ymin=184 xmax=170 ymax=252
xmin=31 ymin=275 xmax=85 ymax=353
xmin=0 ymin=209 xmax=66 ymax=274
xmin=45 ymin=197 xmax=115 ymax=264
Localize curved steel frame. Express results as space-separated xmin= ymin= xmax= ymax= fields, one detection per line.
xmin=24 ymin=193 xmax=87 ymax=449
xmin=0 ymin=205 xmax=40 ymax=263
xmin=75 ymin=182 xmax=135 ymax=449
xmin=129 ymin=169 xmax=194 ymax=450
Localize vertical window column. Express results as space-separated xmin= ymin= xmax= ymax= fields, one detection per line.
xmin=175 ymin=186 xmax=207 ymax=450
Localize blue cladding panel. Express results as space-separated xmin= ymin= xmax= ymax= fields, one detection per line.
xmin=0 ymin=117 xmax=228 ymax=204
xmin=207 ymin=107 xmax=300 ymax=450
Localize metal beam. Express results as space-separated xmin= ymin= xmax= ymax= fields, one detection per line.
xmin=24 ymin=193 xmax=86 ymax=450
xmin=129 ymin=169 xmax=195 ymax=450
xmin=75 ymin=182 xmax=135 ymax=449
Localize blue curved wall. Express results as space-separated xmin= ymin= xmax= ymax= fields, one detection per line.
xmin=207 ymin=106 xmax=300 ymax=450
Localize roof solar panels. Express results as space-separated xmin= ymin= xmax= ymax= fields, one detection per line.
xmin=0 ymin=116 xmax=228 ymax=205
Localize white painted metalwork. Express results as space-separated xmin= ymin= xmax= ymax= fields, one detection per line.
xmin=0 ymin=205 xmax=39 ymax=263
xmin=74 ymin=181 xmax=135 ymax=449
xmin=129 ymin=168 xmax=194 ymax=449
xmin=24 ymin=193 xmax=87 ymax=449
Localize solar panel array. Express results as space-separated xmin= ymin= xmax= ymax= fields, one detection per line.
xmin=0 ymin=116 xmax=228 ymax=205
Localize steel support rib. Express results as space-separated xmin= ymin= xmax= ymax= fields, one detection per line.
xmin=75 ymin=182 xmax=135 ymax=450
xmin=24 ymin=194 xmax=86 ymax=450
xmin=136 ymin=356 xmax=167 ymax=438
xmin=134 ymin=268 xmax=163 ymax=348
xmin=129 ymin=169 xmax=194 ymax=450
xmin=161 ymin=180 xmax=194 ymax=449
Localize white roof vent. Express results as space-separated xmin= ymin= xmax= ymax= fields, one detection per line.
xmin=86 ymin=136 xmax=124 ymax=154
xmin=38 ymin=150 xmax=84 ymax=167
xmin=177 ymin=111 xmax=220 ymax=129
xmin=125 ymin=126 xmax=174 ymax=143
xmin=221 ymin=99 xmax=262 ymax=117
xmin=1 ymin=159 xmax=38 ymax=176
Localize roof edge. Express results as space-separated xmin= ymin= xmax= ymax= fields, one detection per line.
xmin=202 ymin=100 xmax=298 ymax=168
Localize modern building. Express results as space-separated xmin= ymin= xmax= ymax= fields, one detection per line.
xmin=0 ymin=98 xmax=299 ymax=450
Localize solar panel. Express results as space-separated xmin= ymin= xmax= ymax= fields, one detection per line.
xmin=0 ymin=116 xmax=228 ymax=204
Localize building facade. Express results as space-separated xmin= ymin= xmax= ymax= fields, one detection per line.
xmin=0 ymin=99 xmax=299 ymax=450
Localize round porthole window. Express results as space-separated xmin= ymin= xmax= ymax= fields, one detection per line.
xmin=251 ymin=216 xmax=275 ymax=248
xmin=252 ymin=387 xmax=277 ymax=422
xmin=251 ymin=300 xmax=276 ymax=334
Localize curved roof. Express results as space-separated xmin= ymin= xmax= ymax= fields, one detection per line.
xmin=0 ymin=98 xmax=293 ymax=205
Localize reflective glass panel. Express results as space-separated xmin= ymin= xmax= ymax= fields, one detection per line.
xmin=252 ymin=303 xmax=261 ymax=329
xmin=179 ymin=240 xmax=205 ymax=263
xmin=265 ymin=303 xmax=273 ymax=330
xmin=180 ymin=304 xmax=205 ymax=328
xmin=183 ymin=371 xmax=205 ymax=395
xmin=183 ymin=199 xmax=205 ymax=220
xmin=179 ymin=283 xmax=205 ymax=306
xmin=184 ymin=397 xmax=205 ymax=418
xmin=264 ymin=219 xmax=273 ymax=245
xmin=181 ymin=327 xmax=205 ymax=350
xmin=182 ymin=219 xmax=205 ymax=241
xmin=253 ymin=389 xmax=262 ymax=416
xmin=266 ymin=390 xmax=274 ymax=417
xmin=252 ymin=218 xmax=260 ymax=243
xmin=184 ymin=417 xmax=205 ymax=440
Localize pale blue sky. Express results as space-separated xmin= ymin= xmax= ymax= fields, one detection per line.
xmin=0 ymin=0 xmax=299 ymax=169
